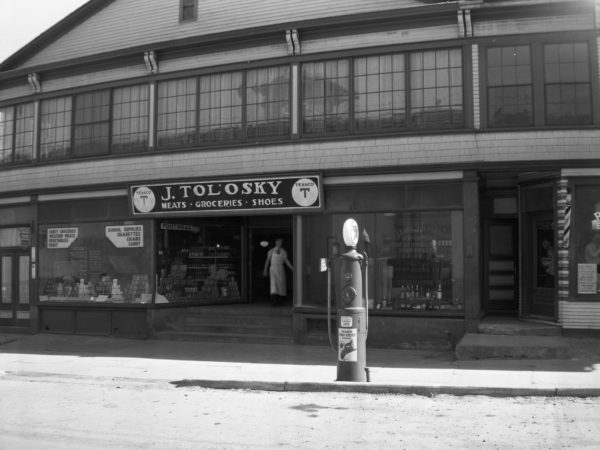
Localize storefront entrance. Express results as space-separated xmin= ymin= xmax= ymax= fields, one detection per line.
xmin=248 ymin=222 xmax=293 ymax=304
xmin=0 ymin=251 xmax=30 ymax=328
xmin=523 ymin=212 xmax=557 ymax=319
xmin=482 ymin=219 xmax=519 ymax=314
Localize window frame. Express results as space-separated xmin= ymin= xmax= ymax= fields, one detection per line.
xmin=0 ymin=102 xmax=34 ymax=166
xmin=37 ymin=83 xmax=150 ymax=162
xmin=299 ymin=46 xmax=465 ymax=138
xmin=179 ymin=0 xmax=197 ymax=22
xmin=480 ymin=33 xmax=599 ymax=130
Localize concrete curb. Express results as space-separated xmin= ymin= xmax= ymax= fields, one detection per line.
xmin=170 ymin=379 xmax=600 ymax=398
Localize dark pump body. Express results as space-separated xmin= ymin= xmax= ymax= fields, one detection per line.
xmin=336 ymin=247 xmax=368 ymax=382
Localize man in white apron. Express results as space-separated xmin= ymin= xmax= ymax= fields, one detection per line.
xmin=263 ymin=238 xmax=293 ymax=306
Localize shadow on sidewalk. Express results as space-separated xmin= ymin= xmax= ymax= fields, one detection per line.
xmin=1 ymin=333 xmax=599 ymax=373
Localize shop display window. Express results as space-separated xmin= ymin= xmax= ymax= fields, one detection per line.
xmin=572 ymin=184 xmax=600 ymax=298
xmin=156 ymin=219 xmax=242 ymax=304
xmin=38 ymin=221 xmax=152 ymax=304
xmin=302 ymin=209 xmax=464 ymax=313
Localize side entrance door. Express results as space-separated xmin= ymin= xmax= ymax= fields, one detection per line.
xmin=523 ymin=213 xmax=557 ymax=320
xmin=483 ymin=219 xmax=519 ymax=313
xmin=0 ymin=252 xmax=31 ymax=328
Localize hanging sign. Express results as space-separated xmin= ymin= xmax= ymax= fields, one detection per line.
xmin=105 ymin=225 xmax=144 ymax=248
xmin=129 ymin=174 xmax=322 ymax=216
xmin=47 ymin=228 xmax=78 ymax=249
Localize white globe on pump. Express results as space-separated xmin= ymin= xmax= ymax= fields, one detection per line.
xmin=342 ymin=218 xmax=359 ymax=248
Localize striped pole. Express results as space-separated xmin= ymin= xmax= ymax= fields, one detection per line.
xmin=556 ymin=179 xmax=570 ymax=304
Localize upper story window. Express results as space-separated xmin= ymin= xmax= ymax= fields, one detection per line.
xmin=157 ymin=78 xmax=197 ymax=147
xmin=180 ymin=0 xmax=197 ymax=22
xmin=157 ymin=65 xmax=290 ymax=149
xmin=0 ymin=103 xmax=34 ymax=165
xmin=40 ymin=97 xmax=72 ymax=161
xmin=409 ymin=48 xmax=463 ymax=129
xmin=112 ymin=84 xmax=150 ymax=153
xmin=355 ymin=54 xmax=405 ymax=132
xmin=246 ymin=66 xmax=290 ymax=140
xmin=302 ymin=60 xmax=350 ymax=134
xmin=73 ymin=90 xmax=110 ymax=157
xmin=199 ymin=72 xmax=243 ymax=143
xmin=487 ymin=46 xmax=533 ymax=127
xmin=39 ymin=84 xmax=149 ymax=161
xmin=544 ymin=43 xmax=591 ymax=125
xmin=301 ymin=48 xmax=463 ymax=136
xmin=483 ymin=39 xmax=594 ymax=128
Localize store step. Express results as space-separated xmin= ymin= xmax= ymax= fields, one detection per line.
xmin=154 ymin=305 xmax=293 ymax=344
xmin=153 ymin=330 xmax=294 ymax=345
xmin=478 ymin=317 xmax=561 ymax=336
xmin=455 ymin=333 xmax=572 ymax=360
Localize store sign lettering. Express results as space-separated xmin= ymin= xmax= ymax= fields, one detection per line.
xmin=130 ymin=175 xmax=322 ymax=215
xmin=105 ymin=225 xmax=144 ymax=248
xmin=47 ymin=228 xmax=79 ymax=249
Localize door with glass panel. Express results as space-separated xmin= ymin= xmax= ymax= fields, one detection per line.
xmin=0 ymin=253 xmax=31 ymax=327
xmin=483 ymin=219 xmax=519 ymax=313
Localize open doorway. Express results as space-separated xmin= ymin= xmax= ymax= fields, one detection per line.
xmin=247 ymin=216 xmax=293 ymax=305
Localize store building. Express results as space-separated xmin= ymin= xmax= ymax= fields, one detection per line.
xmin=1 ymin=0 xmax=600 ymax=348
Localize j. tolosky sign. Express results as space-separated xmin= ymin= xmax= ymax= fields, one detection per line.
xmin=130 ymin=174 xmax=322 ymax=216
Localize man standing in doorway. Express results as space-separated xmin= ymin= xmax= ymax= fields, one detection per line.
xmin=263 ymin=238 xmax=293 ymax=306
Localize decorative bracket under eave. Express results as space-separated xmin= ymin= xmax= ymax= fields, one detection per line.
xmin=27 ymin=73 xmax=41 ymax=93
xmin=285 ymin=29 xmax=301 ymax=56
xmin=144 ymin=51 xmax=158 ymax=75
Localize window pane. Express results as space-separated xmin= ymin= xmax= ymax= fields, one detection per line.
xmin=544 ymin=42 xmax=591 ymax=125
xmin=157 ymin=78 xmax=197 ymax=147
xmin=1 ymin=256 xmax=11 ymax=304
xmin=72 ymin=90 xmax=110 ymax=157
xmin=303 ymin=60 xmax=350 ymax=134
xmin=19 ymin=255 xmax=29 ymax=304
xmin=486 ymin=46 xmax=532 ymax=127
xmin=0 ymin=106 xmax=15 ymax=165
xmin=112 ymin=84 xmax=149 ymax=153
xmin=247 ymin=66 xmax=290 ymax=139
xmin=410 ymin=48 xmax=463 ymax=129
xmin=198 ymin=72 xmax=243 ymax=143
xmin=14 ymin=103 xmax=34 ymax=163
xmin=353 ymin=54 xmax=406 ymax=131
xmin=40 ymin=97 xmax=72 ymax=160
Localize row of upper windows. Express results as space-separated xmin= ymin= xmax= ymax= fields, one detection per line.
xmin=0 ymin=41 xmax=595 ymax=166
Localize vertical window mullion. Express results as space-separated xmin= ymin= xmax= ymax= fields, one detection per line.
xmin=242 ymin=71 xmax=247 ymax=143
xmin=70 ymin=95 xmax=76 ymax=158
xmin=195 ymin=77 xmax=200 ymax=145
xmin=11 ymin=105 xmax=17 ymax=163
xmin=406 ymin=52 xmax=412 ymax=130
xmin=349 ymin=58 xmax=355 ymax=134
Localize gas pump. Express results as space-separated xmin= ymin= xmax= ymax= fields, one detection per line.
xmin=322 ymin=218 xmax=369 ymax=382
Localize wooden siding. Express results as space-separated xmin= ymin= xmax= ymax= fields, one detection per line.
xmin=160 ymin=44 xmax=288 ymax=74
xmin=16 ymin=0 xmax=433 ymax=70
xmin=473 ymin=13 xmax=594 ymax=37
xmin=2 ymin=129 xmax=600 ymax=196
xmin=0 ymin=83 xmax=32 ymax=103
xmin=559 ymin=301 xmax=600 ymax=329
xmin=302 ymin=24 xmax=459 ymax=55
xmin=42 ymin=64 xmax=148 ymax=93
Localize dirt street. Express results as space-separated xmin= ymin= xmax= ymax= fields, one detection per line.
xmin=0 ymin=373 xmax=599 ymax=449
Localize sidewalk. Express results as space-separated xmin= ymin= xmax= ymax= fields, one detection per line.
xmin=1 ymin=333 xmax=599 ymax=397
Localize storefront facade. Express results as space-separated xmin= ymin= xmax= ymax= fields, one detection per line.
xmin=1 ymin=0 xmax=600 ymax=347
